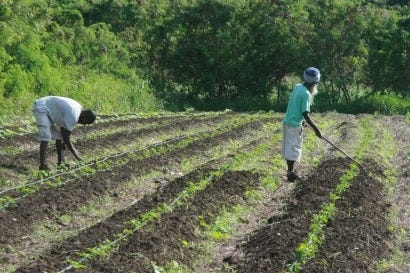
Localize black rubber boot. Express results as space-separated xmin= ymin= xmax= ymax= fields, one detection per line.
xmin=287 ymin=171 xmax=300 ymax=182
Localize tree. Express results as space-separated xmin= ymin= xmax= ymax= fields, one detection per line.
xmin=141 ymin=0 xmax=310 ymax=104
xmin=304 ymin=0 xmax=369 ymax=103
xmin=366 ymin=6 xmax=409 ymax=95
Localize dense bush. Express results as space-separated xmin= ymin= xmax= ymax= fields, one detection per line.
xmin=0 ymin=0 xmax=408 ymax=116
xmin=349 ymin=93 xmax=410 ymax=115
xmin=312 ymin=92 xmax=410 ymax=115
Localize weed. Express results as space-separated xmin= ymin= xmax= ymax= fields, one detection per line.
xmin=57 ymin=214 xmax=72 ymax=226
xmin=152 ymin=260 xmax=187 ymax=273
xmin=245 ymin=189 xmax=263 ymax=201
xmin=66 ymin=258 xmax=87 ymax=269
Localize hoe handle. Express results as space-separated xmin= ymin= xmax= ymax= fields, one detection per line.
xmin=306 ymin=126 xmax=365 ymax=169
xmin=320 ymin=135 xmax=365 ymax=169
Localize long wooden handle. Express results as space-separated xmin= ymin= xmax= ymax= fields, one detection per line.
xmin=306 ymin=125 xmax=365 ymax=169
xmin=321 ymin=135 xmax=365 ymax=169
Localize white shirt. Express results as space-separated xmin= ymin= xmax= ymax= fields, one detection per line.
xmin=34 ymin=96 xmax=82 ymax=131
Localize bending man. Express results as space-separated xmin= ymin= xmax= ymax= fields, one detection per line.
xmin=32 ymin=96 xmax=96 ymax=170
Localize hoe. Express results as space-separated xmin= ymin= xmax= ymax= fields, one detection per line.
xmin=308 ymin=127 xmax=365 ymax=169
xmin=320 ymin=135 xmax=365 ymax=169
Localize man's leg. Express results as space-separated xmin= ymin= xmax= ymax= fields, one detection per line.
xmin=287 ymin=160 xmax=295 ymax=173
xmin=33 ymin=108 xmax=52 ymax=171
xmin=39 ymin=141 xmax=49 ymax=170
xmin=286 ymin=160 xmax=299 ymax=181
xmin=56 ymin=139 xmax=66 ymax=165
xmin=283 ymin=125 xmax=302 ymax=182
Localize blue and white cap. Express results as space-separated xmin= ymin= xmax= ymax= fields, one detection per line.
xmin=303 ymin=67 xmax=321 ymax=84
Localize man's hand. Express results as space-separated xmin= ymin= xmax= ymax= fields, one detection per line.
xmin=61 ymin=127 xmax=83 ymax=162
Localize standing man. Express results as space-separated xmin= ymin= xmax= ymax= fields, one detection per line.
xmin=32 ymin=96 xmax=96 ymax=170
xmin=282 ymin=67 xmax=322 ymax=182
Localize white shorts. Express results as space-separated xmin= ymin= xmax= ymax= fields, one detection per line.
xmin=282 ymin=124 xmax=303 ymax=162
xmin=32 ymin=104 xmax=62 ymax=141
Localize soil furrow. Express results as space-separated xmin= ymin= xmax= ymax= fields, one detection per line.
xmin=0 ymin=113 xmax=234 ymax=179
xmin=228 ymin=157 xmax=352 ymax=273
xmin=1 ymin=113 xmax=407 ymax=273
xmin=377 ymin=116 xmax=410 ymax=272
xmin=15 ymin=138 xmax=270 ymax=272
xmin=85 ymin=170 xmax=261 ymax=273
xmin=302 ymin=162 xmax=391 ymax=272
xmin=0 ymin=118 xmax=270 ymax=249
xmin=0 ymin=116 xmax=268 ymax=208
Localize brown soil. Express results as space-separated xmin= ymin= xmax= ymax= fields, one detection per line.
xmin=228 ymin=158 xmax=355 ymax=273
xmin=302 ymin=162 xmax=391 ymax=272
xmin=206 ymin=115 xmax=409 ymax=273
xmin=0 ymin=113 xmax=408 ymax=273
xmin=0 ymin=118 xmax=268 ymax=247
xmin=0 ymin=112 xmax=233 ymax=180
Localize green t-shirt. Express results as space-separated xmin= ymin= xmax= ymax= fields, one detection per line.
xmin=283 ymin=83 xmax=312 ymax=127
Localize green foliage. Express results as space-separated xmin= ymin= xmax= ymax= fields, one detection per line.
xmin=1 ymin=64 xmax=34 ymax=98
xmin=405 ymin=112 xmax=410 ymax=124
xmin=0 ymin=4 xmax=12 ymax=20
xmin=0 ymin=0 xmax=162 ymax=116
xmin=67 ymin=258 xmax=87 ymax=269
xmin=141 ymin=0 xmax=309 ymax=105
xmin=0 ymin=0 xmax=408 ymax=115
xmin=340 ymin=93 xmax=410 ymax=115
xmin=306 ymin=0 xmax=369 ymax=103
xmin=366 ymin=5 xmax=410 ymax=96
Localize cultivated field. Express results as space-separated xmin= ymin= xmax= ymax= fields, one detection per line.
xmin=0 ymin=111 xmax=409 ymax=273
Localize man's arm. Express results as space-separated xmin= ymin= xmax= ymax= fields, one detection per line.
xmin=302 ymin=111 xmax=322 ymax=138
xmin=61 ymin=127 xmax=83 ymax=161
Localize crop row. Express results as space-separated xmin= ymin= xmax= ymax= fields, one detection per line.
xmin=228 ymin=116 xmax=397 ymax=273
xmin=17 ymin=119 xmax=283 ymax=272
xmin=71 ymin=114 xmax=347 ymax=273
xmin=0 ymin=111 xmax=252 ymax=189
xmin=0 ymin=113 xmax=269 ymax=209
xmin=1 ymin=113 xmax=279 ymax=272
xmin=1 ymin=113 xmax=401 ymax=273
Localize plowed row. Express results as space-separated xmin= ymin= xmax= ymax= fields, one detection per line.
xmin=0 ymin=112 xmax=409 ymax=273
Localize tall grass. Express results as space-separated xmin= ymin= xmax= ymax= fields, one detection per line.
xmin=315 ymin=93 xmax=410 ymax=115
xmin=0 ymin=69 xmax=163 ymax=117
xmin=63 ymin=71 xmax=162 ymax=114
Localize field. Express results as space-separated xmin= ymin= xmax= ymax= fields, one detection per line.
xmin=0 ymin=111 xmax=409 ymax=273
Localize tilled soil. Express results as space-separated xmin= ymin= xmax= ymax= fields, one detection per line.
xmin=86 ymin=170 xmax=261 ymax=273
xmin=195 ymin=114 xmax=408 ymax=273
xmin=0 ymin=112 xmax=234 ymax=180
xmin=228 ymin=158 xmax=354 ymax=273
xmin=303 ymin=162 xmax=391 ymax=272
xmin=0 ymin=112 xmax=408 ymax=273
xmin=380 ymin=115 xmax=410 ymax=273
xmin=14 ymin=135 xmax=268 ymax=272
xmin=0 ymin=118 xmax=268 ymax=247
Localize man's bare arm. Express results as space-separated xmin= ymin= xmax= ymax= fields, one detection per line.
xmin=302 ymin=111 xmax=322 ymax=138
xmin=61 ymin=127 xmax=83 ymax=161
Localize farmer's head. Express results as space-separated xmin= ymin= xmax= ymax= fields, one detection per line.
xmin=78 ymin=109 xmax=96 ymax=125
xmin=303 ymin=67 xmax=321 ymax=96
